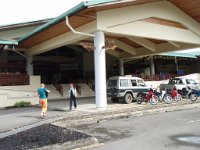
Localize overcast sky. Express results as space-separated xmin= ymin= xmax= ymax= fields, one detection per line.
xmin=0 ymin=0 xmax=84 ymax=26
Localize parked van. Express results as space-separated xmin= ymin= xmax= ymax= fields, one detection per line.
xmin=107 ymin=76 xmax=149 ymax=104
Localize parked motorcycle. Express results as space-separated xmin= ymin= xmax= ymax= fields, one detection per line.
xmin=154 ymin=89 xmax=173 ymax=104
xmin=178 ymin=87 xmax=198 ymax=102
xmin=169 ymin=87 xmax=182 ymax=101
xmin=137 ymin=89 xmax=159 ymax=105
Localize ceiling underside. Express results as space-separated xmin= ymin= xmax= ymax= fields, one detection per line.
xmin=17 ymin=0 xmax=200 ymax=59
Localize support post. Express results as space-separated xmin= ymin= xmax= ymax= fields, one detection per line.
xmin=94 ymin=31 xmax=107 ymax=109
xmin=150 ymin=56 xmax=155 ymax=75
xmin=26 ymin=56 xmax=33 ymax=75
xmin=119 ymin=59 xmax=124 ymax=76
xmin=175 ymin=56 xmax=179 ymax=74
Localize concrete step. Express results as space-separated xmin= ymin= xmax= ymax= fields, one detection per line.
xmin=45 ymin=84 xmax=62 ymax=99
xmin=61 ymin=83 xmax=95 ymax=98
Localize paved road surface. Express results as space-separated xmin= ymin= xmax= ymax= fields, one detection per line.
xmin=0 ymin=98 xmax=95 ymax=133
xmin=70 ymin=108 xmax=200 ymax=150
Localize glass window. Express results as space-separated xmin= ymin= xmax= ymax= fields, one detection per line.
xmin=178 ymin=79 xmax=184 ymax=84
xmin=120 ymin=79 xmax=129 ymax=87
xmin=130 ymin=80 xmax=137 ymax=86
xmin=188 ymin=79 xmax=197 ymax=85
xmin=108 ymin=80 xmax=117 ymax=87
xmin=137 ymin=80 xmax=146 ymax=86
xmin=169 ymin=78 xmax=180 ymax=84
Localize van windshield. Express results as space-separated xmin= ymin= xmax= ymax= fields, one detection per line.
xmin=169 ymin=78 xmax=180 ymax=84
xmin=108 ymin=80 xmax=117 ymax=87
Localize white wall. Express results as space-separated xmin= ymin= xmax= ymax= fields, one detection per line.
xmin=0 ymin=76 xmax=41 ymax=108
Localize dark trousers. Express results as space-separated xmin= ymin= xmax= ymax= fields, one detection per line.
xmin=70 ymin=96 xmax=77 ymax=110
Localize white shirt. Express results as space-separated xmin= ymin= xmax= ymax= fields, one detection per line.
xmin=68 ymin=88 xmax=77 ymax=97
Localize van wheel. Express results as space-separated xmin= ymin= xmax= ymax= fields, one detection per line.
xmin=124 ymin=93 xmax=133 ymax=104
xmin=111 ymin=98 xmax=119 ymax=103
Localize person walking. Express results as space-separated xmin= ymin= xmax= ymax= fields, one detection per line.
xmin=37 ymin=83 xmax=50 ymax=119
xmin=68 ymin=83 xmax=77 ymax=111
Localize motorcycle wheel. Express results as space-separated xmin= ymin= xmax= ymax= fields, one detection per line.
xmin=174 ymin=95 xmax=182 ymax=101
xmin=150 ymin=95 xmax=159 ymax=105
xmin=189 ymin=93 xmax=198 ymax=102
xmin=163 ymin=95 xmax=173 ymax=104
xmin=137 ymin=96 xmax=143 ymax=104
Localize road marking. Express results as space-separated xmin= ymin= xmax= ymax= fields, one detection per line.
xmin=186 ymin=119 xmax=200 ymax=124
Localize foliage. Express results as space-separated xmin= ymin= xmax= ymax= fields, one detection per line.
xmin=14 ymin=101 xmax=31 ymax=108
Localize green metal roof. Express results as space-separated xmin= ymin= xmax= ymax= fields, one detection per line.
xmin=18 ymin=1 xmax=86 ymax=43
xmin=18 ymin=0 xmax=119 ymax=44
xmin=160 ymin=52 xmax=197 ymax=58
xmin=0 ymin=40 xmax=18 ymax=45
xmin=84 ymin=0 xmax=119 ymax=6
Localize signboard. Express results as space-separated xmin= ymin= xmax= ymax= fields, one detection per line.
xmin=60 ymin=63 xmax=79 ymax=71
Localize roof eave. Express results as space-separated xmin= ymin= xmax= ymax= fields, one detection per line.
xmin=160 ymin=52 xmax=197 ymax=58
xmin=17 ymin=0 xmax=121 ymax=44
xmin=18 ymin=1 xmax=87 ymax=44
xmin=0 ymin=40 xmax=18 ymax=45
xmin=84 ymin=0 xmax=121 ymax=6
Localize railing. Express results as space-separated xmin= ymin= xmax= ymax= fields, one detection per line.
xmin=132 ymin=74 xmax=182 ymax=81
xmin=54 ymin=83 xmax=63 ymax=96
xmin=86 ymin=79 xmax=95 ymax=91
xmin=75 ymin=84 xmax=81 ymax=95
xmin=0 ymin=74 xmax=29 ymax=86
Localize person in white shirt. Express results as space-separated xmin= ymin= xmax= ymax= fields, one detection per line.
xmin=68 ymin=83 xmax=77 ymax=111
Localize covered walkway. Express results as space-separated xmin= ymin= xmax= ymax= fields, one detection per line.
xmin=1 ymin=0 xmax=200 ymax=109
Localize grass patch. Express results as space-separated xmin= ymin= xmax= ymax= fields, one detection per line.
xmin=14 ymin=101 xmax=31 ymax=108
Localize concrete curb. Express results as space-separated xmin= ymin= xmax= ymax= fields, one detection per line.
xmin=53 ymin=102 xmax=200 ymax=127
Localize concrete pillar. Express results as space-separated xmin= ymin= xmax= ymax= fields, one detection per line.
xmin=175 ymin=56 xmax=179 ymax=74
xmin=94 ymin=31 xmax=107 ymax=109
xmin=119 ymin=59 xmax=124 ymax=76
xmin=26 ymin=56 xmax=33 ymax=75
xmin=150 ymin=56 xmax=155 ymax=75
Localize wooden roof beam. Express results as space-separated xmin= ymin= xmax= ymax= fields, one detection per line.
xmin=110 ymin=39 xmax=136 ymax=56
xmin=127 ymin=36 xmax=156 ymax=52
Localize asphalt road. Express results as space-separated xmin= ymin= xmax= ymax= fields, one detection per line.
xmin=0 ymin=98 xmax=95 ymax=133
xmin=71 ymin=108 xmax=200 ymax=150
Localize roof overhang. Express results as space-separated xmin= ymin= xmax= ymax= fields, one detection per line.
xmin=159 ymin=52 xmax=197 ymax=58
xmin=0 ymin=40 xmax=18 ymax=45
xmin=1 ymin=0 xmax=200 ymax=59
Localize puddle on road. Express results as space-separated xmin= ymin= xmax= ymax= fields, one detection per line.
xmin=172 ymin=135 xmax=200 ymax=148
xmin=177 ymin=136 xmax=200 ymax=144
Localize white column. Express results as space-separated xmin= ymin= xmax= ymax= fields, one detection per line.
xmin=119 ymin=59 xmax=124 ymax=76
xmin=26 ymin=56 xmax=33 ymax=75
xmin=94 ymin=31 xmax=107 ymax=109
xmin=150 ymin=56 xmax=155 ymax=75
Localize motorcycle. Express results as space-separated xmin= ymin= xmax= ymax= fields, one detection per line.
xmin=170 ymin=87 xmax=182 ymax=101
xmin=154 ymin=89 xmax=173 ymax=104
xmin=137 ymin=88 xmax=159 ymax=105
xmin=178 ymin=87 xmax=198 ymax=102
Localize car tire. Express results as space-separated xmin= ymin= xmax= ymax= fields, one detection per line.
xmin=124 ymin=93 xmax=133 ymax=104
xmin=189 ymin=93 xmax=198 ymax=102
xmin=111 ymin=97 xmax=119 ymax=103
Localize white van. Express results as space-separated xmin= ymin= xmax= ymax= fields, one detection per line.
xmin=107 ymin=76 xmax=149 ymax=104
